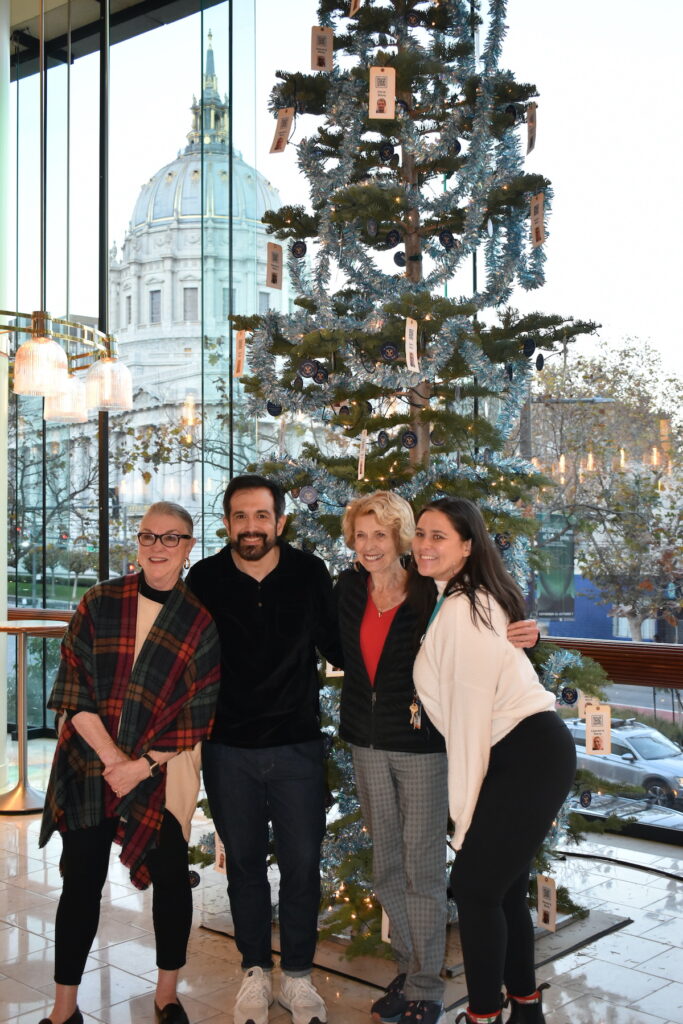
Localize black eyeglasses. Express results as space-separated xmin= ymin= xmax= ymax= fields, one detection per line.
xmin=137 ymin=531 xmax=192 ymax=548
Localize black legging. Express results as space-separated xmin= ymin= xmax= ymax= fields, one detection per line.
xmin=54 ymin=811 xmax=192 ymax=985
xmin=450 ymin=711 xmax=576 ymax=1015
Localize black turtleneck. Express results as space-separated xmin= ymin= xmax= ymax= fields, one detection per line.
xmin=139 ymin=572 xmax=173 ymax=605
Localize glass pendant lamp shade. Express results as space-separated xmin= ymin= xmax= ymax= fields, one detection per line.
xmin=13 ymin=313 xmax=68 ymax=397
xmin=85 ymin=357 xmax=133 ymax=411
xmin=44 ymin=373 xmax=88 ymax=423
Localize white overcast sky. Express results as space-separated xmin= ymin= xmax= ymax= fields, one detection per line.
xmin=12 ymin=0 xmax=683 ymax=378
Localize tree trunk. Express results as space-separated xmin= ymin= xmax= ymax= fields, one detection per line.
xmin=627 ymin=615 xmax=643 ymax=642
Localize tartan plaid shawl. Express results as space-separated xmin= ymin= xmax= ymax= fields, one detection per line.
xmin=39 ymin=572 xmax=220 ymax=888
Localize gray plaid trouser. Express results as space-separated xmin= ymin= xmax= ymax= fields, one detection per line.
xmin=351 ymin=745 xmax=448 ymax=1001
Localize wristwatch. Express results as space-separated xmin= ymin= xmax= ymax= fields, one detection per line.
xmin=142 ymin=752 xmax=161 ymax=777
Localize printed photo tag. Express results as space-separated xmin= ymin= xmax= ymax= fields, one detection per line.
xmin=381 ymin=907 xmax=392 ymax=943
xmin=530 ymin=191 xmax=545 ymax=248
xmin=585 ymin=703 xmax=611 ymax=755
xmin=405 ymin=317 xmax=420 ymax=372
xmin=270 ymin=107 xmax=295 ymax=154
xmin=267 ymin=242 xmax=283 ymax=289
xmin=234 ymin=330 xmax=246 ymax=378
xmin=349 ymin=0 xmax=362 ymax=15
xmin=536 ymin=874 xmax=557 ymax=932
xmin=369 ymin=66 xmax=396 ymax=120
xmin=214 ymin=833 xmax=227 ymax=874
xmin=311 ymin=26 xmax=333 ymax=71
xmin=358 ymin=428 xmax=368 ymax=480
xmin=527 ymin=101 xmax=537 ymax=154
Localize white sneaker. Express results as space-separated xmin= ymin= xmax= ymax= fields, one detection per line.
xmin=278 ymin=974 xmax=328 ymax=1024
xmin=234 ymin=966 xmax=273 ymax=1024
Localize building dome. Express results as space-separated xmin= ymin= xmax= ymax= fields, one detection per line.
xmin=131 ymin=147 xmax=282 ymax=228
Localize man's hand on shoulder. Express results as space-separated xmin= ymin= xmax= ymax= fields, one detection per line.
xmin=507 ymin=618 xmax=540 ymax=649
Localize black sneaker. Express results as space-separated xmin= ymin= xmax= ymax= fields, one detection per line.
xmin=371 ymin=973 xmax=407 ymax=1022
xmin=399 ymin=1001 xmax=445 ymax=1024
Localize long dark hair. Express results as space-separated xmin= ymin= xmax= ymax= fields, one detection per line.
xmin=415 ymin=497 xmax=525 ymax=629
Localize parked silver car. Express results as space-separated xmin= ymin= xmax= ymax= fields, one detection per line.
xmin=566 ymin=717 xmax=683 ymax=807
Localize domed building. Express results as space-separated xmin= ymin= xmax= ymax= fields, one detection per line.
xmin=107 ymin=35 xmax=291 ymax=521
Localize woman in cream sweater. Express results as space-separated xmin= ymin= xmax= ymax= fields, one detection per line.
xmin=412 ymin=498 xmax=576 ymax=1024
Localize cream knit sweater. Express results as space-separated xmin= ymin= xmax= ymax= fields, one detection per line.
xmin=413 ymin=584 xmax=554 ymax=850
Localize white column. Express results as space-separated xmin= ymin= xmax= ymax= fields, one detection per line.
xmin=0 ymin=0 xmax=12 ymax=786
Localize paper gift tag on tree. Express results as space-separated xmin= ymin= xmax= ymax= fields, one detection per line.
xmin=270 ymin=107 xmax=294 ymax=154
xmin=536 ymin=874 xmax=556 ymax=931
xmin=585 ymin=702 xmax=611 ymax=754
xmin=405 ymin=318 xmax=420 ymax=372
xmin=267 ymin=242 xmax=283 ymax=289
xmin=234 ymin=330 xmax=246 ymax=378
xmin=357 ymin=429 xmax=368 ymax=480
xmin=530 ymin=191 xmax=545 ymax=248
xmin=369 ymin=66 xmax=396 ymax=120
xmin=527 ymin=101 xmax=537 ymax=154
xmin=311 ymin=26 xmax=333 ymax=71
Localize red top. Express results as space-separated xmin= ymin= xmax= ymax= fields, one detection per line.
xmin=359 ymin=582 xmax=403 ymax=686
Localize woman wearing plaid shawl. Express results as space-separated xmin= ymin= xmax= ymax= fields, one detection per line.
xmin=38 ymin=502 xmax=221 ymax=1024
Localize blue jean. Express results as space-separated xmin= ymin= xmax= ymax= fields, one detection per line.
xmin=202 ymin=738 xmax=326 ymax=973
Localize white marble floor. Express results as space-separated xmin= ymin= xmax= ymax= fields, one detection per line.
xmin=1 ymin=740 xmax=682 ymax=1024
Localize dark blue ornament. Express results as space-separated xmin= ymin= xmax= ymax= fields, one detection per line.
xmin=188 ymin=870 xmax=200 ymax=889
xmin=401 ymin=430 xmax=418 ymax=450
xmin=379 ymin=142 xmax=394 ymax=162
xmin=299 ymin=485 xmax=319 ymax=505
xmin=380 ymin=343 xmax=399 ymax=362
xmin=407 ymin=12 xmax=420 ymax=26
xmin=291 ymin=240 xmax=307 ymax=258
xmin=394 ymin=251 xmax=407 ymax=267
xmin=439 ymin=229 xmax=455 ymax=249
xmin=494 ymin=533 xmax=511 ymax=551
xmin=377 ymin=430 xmax=389 ymax=449
xmin=366 ymin=218 xmax=378 ymax=237
xmin=308 ymin=500 xmax=319 ymax=512
xmin=299 ymin=359 xmax=318 ymax=378
xmin=579 ymin=790 xmax=592 ymax=808
xmin=453 ymin=139 xmax=462 ymax=156
xmin=385 ymin=229 xmax=401 ymax=248
xmin=536 ymin=353 xmax=545 ymax=371
xmin=523 ymin=338 xmax=536 ymax=358
xmin=505 ymin=103 xmax=517 ymax=123
xmin=561 ymin=686 xmax=578 ymax=706
xmin=313 ymin=366 xmax=329 ymax=384
xmin=266 ymin=400 xmax=283 ymax=416
xmin=430 ymin=429 xmax=446 ymax=447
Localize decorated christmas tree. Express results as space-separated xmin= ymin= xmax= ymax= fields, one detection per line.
xmin=227 ymin=0 xmax=606 ymax=953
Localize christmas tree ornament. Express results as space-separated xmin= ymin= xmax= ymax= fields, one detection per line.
xmin=531 ymin=191 xmax=545 ymax=247
xmin=394 ymin=251 xmax=406 ymax=267
xmin=579 ymin=791 xmax=592 ymax=808
xmin=495 ymin=533 xmax=511 ymax=550
xmin=453 ymin=138 xmax=462 ymax=155
xmin=385 ymin=229 xmax=401 ymax=248
xmin=483 ymin=447 xmax=492 ymax=463
xmin=407 ymin=12 xmax=421 ymax=27
xmin=291 ymin=375 xmax=304 ymax=391
xmin=234 ymin=330 xmax=246 ymax=378
xmin=505 ymin=103 xmax=517 ymax=124
xmin=308 ymin=500 xmax=320 ymax=512
xmin=313 ymin=365 xmax=329 ymax=384
xmin=523 ymin=338 xmax=536 ymax=358
xmin=369 ymin=66 xmax=396 ymax=120
xmin=377 ymin=430 xmax=389 ymax=449
xmin=405 ymin=317 xmax=419 ymax=372
xmin=270 ymin=107 xmax=294 ymax=154
xmin=299 ymin=485 xmax=319 ymax=505
xmin=291 ymin=240 xmax=307 ymax=258
xmin=366 ymin=218 xmax=378 ymax=237
xmin=430 ymin=429 xmax=446 ymax=447
xmin=536 ymin=353 xmax=545 ymax=371
xmin=266 ymin=400 xmax=283 ymax=416
xmin=527 ymin=101 xmax=537 ymax=154
xmin=266 ymin=242 xmax=283 ymax=289
xmin=378 ymin=142 xmax=394 ymax=162
xmin=561 ymin=686 xmax=578 ymax=705
xmin=401 ymin=430 xmax=418 ymax=449
xmin=380 ymin=342 xmax=399 ymax=362
xmin=311 ymin=25 xmax=333 ymax=72
xmin=505 ymin=363 xmax=514 ymax=380
xmin=487 ymin=217 xmax=494 ymax=237
xmin=439 ymin=229 xmax=455 ymax=249
xmin=299 ymin=358 xmax=318 ymax=378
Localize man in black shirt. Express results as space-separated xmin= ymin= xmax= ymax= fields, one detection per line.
xmin=186 ymin=475 xmax=342 ymax=1024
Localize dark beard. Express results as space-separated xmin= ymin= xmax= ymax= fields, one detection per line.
xmin=232 ymin=532 xmax=277 ymax=561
